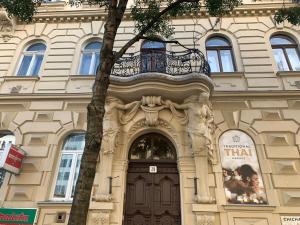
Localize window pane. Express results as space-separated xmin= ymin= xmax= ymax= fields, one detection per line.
xmin=71 ymin=154 xmax=82 ymax=197
xmin=85 ymin=42 xmax=101 ymax=50
xmin=129 ymin=134 xmax=176 ymax=160
xmin=80 ymin=54 xmax=92 ymax=75
xmin=142 ymin=41 xmax=165 ymax=49
xmin=54 ymin=154 xmax=73 ymax=198
xmin=31 ymin=55 xmax=44 ymax=75
xmin=286 ymin=48 xmax=300 ymax=71
xmin=152 ymin=137 xmax=176 ymax=160
xmin=273 ymin=49 xmax=289 ymax=71
xmin=130 ymin=136 xmax=152 ymax=159
xmin=27 ymin=43 xmax=46 ymax=51
xmin=270 ymin=36 xmax=294 ymax=45
xmin=220 ymin=50 xmax=234 ymax=72
xmin=93 ymin=53 xmax=100 ymax=75
xmin=206 ymin=38 xmax=229 ymax=47
xmin=63 ymin=134 xmax=85 ymax=151
xmin=207 ymin=50 xmax=220 ymax=72
xmin=17 ymin=55 xmax=32 ymax=76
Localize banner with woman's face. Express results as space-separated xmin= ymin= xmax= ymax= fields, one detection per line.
xmin=219 ymin=130 xmax=268 ymax=204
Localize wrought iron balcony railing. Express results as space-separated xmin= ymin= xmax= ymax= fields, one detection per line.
xmin=111 ymin=49 xmax=211 ymax=77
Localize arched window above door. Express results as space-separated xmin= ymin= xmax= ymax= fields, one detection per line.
xmin=129 ymin=133 xmax=176 ymax=160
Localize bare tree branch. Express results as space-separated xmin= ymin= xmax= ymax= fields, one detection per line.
xmin=114 ymin=0 xmax=199 ymax=61
xmin=139 ymin=36 xmax=191 ymax=50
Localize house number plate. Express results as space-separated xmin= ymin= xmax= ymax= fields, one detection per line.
xmin=149 ymin=166 xmax=157 ymax=173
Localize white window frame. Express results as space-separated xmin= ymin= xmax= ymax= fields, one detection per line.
xmin=52 ymin=134 xmax=84 ymax=201
xmin=78 ymin=42 xmax=101 ymax=75
xmin=17 ymin=43 xmax=46 ymax=76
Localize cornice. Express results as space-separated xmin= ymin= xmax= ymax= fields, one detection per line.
xmin=212 ymin=90 xmax=300 ymax=100
xmin=0 ymin=89 xmax=299 ymax=101
xmin=28 ymin=2 xmax=299 ymax=24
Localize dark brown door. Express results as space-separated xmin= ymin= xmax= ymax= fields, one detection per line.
xmin=124 ymin=161 xmax=181 ymax=225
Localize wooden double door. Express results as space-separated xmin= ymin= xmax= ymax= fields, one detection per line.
xmin=124 ymin=161 xmax=181 ymax=225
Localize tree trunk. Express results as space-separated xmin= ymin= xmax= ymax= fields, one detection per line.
xmin=67 ymin=0 xmax=192 ymax=223
xmin=67 ymin=2 xmax=120 ymax=224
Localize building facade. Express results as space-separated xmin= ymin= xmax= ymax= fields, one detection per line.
xmin=0 ymin=1 xmax=300 ymax=225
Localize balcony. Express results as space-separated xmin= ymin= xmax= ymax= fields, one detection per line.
xmin=111 ymin=49 xmax=211 ymax=77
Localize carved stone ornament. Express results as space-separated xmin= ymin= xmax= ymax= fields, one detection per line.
xmin=92 ymin=194 xmax=113 ymax=202
xmin=92 ymin=212 xmax=110 ymax=225
xmin=141 ymin=96 xmax=165 ymax=126
xmin=194 ymin=194 xmax=215 ymax=204
xmin=196 ymin=214 xmax=215 ymax=225
xmin=164 ymin=93 xmax=215 ymax=164
xmin=116 ymin=95 xmax=187 ymax=127
xmin=0 ymin=10 xmax=15 ymax=42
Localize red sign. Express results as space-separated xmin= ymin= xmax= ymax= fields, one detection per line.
xmin=0 ymin=144 xmax=26 ymax=174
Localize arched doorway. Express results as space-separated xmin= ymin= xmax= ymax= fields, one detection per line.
xmin=124 ymin=133 xmax=181 ymax=225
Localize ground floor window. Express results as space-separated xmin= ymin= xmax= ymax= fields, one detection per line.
xmin=53 ymin=133 xmax=85 ymax=200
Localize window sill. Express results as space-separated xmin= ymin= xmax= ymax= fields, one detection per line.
xmin=210 ymin=72 xmax=244 ymax=78
xmin=3 ymin=76 xmax=40 ymax=81
xmin=37 ymin=200 xmax=72 ymax=207
xmin=222 ymin=204 xmax=276 ymax=211
xmin=69 ymin=75 xmax=96 ymax=81
xmin=276 ymin=71 xmax=300 ymax=76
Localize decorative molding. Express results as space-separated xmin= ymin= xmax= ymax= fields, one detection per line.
xmin=195 ymin=214 xmax=215 ymax=225
xmin=92 ymin=194 xmax=113 ymax=202
xmin=0 ymin=10 xmax=15 ymax=42
xmin=194 ymin=195 xmax=215 ymax=204
xmin=30 ymin=3 xmax=294 ymax=23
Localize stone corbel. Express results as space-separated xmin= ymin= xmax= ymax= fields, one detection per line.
xmin=195 ymin=214 xmax=215 ymax=225
xmin=0 ymin=11 xmax=15 ymax=42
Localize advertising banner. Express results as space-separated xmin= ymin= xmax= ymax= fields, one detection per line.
xmin=219 ymin=130 xmax=267 ymax=204
xmin=281 ymin=216 xmax=300 ymax=225
xmin=0 ymin=208 xmax=36 ymax=225
xmin=0 ymin=144 xmax=26 ymax=175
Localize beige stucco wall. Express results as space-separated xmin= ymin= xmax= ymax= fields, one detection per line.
xmin=0 ymin=1 xmax=300 ymax=225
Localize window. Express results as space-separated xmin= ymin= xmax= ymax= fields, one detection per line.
xmin=53 ymin=133 xmax=85 ymax=200
xmin=129 ymin=133 xmax=176 ymax=160
xmin=206 ymin=36 xmax=235 ymax=72
xmin=17 ymin=43 xmax=46 ymax=76
xmin=270 ymin=35 xmax=300 ymax=71
xmin=141 ymin=40 xmax=166 ymax=73
xmin=0 ymin=132 xmax=15 ymax=188
xmin=79 ymin=41 xmax=102 ymax=75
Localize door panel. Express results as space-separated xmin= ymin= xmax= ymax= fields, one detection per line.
xmin=124 ymin=162 xmax=181 ymax=225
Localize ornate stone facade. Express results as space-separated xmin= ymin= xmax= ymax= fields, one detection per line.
xmin=0 ymin=1 xmax=299 ymax=225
